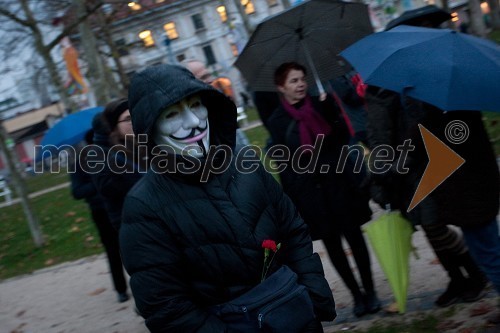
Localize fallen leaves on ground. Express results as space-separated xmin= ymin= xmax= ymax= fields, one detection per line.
xmin=65 ymin=211 xmax=76 ymax=217
xmin=437 ymin=320 xmax=463 ymax=331
xmin=470 ymin=303 xmax=494 ymax=317
xmin=44 ymin=258 xmax=55 ymax=266
xmin=429 ymin=258 xmax=440 ymax=265
xmin=15 ymin=310 xmax=26 ymax=317
xmin=458 ymin=328 xmax=475 ymax=333
xmin=69 ymin=226 xmax=80 ymax=233
xmin=88 ymin=287 xmax=106 ymax=296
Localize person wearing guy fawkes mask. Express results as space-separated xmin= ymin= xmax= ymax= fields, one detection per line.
xmin=119 ymin=64 xmax=336 ymax=333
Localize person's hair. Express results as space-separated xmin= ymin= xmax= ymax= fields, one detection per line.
xmin=274 ymin=62 xmax=307 ymax=86
xmin=102 ymin=98 xmax=129 ymax=132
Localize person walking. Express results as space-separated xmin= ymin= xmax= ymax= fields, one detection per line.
xmin=119 ymin=64 xmax=337 ymax=332
xmin=91 ymin=98 xmax=145 ymax=231
xmin=364 ymin=87 xmax=491 ymax=308
xmin=182 ymin=59 xmax=250 ymax=147
xmin=266 ymin=62 xmax=379 ymax=317
xmin=70 ymin=130 xmax=129 ymax=303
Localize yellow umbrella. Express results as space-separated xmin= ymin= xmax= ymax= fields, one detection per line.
xmin=363 ymin=211 xmax=415 ymax=313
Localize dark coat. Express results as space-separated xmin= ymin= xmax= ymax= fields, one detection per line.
xmin=90 ymin=116 xmax=143 ymax=231
xmin=266 ymin=95 xmax=372 ymax=240
xmin=365 ymin=87 xmax=499 ymax=228
xmin=70 ymin=160 xmax=105 ymax=210
xmin=120 ymin=65 xmax=336 ymax=333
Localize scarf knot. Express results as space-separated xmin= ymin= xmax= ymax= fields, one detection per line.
xmin=281 ymin=95 xmax=331 ymax=147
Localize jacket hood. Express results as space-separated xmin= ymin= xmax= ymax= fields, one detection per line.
xmin=128 ymin=64 xmax=237 ymax=149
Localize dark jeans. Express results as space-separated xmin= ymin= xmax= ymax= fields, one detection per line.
xmin=462 ymin=218 xmax=500 ymax=294
xmin=91 ymin=208 xmax=127 ymax=293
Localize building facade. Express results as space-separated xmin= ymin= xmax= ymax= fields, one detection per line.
xmin=97 ymin=0 xmax=286 ymax=105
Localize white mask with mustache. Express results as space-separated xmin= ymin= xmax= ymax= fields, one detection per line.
xmin=153 ymin=94 xmax=210 ymax=158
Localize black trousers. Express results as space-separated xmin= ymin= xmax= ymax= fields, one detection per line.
xmin=323 ymin=225 xmax=374 ymax=298
xmin=91 ymin=208 xmax=127 ymax=294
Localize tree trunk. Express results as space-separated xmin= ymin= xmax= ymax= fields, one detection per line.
xmin=0 ymin=124 xmax=45 ymax=247
xmin=487 ymin=0 xmax=500 ymax=29
xmin=74 ymin=0 xmax=119 ymax=106
xmin=19 ymin=0 xmax=76 ymax=114
xmin=441 ymin=0 xmax=454 ymax=29
xmin=96 ymin=9 xmax=129 ymax=93
xmin=232 ymin=0 xmax=254 ymax=35
xmin=468 ymin=0 xmax=487 ymax=36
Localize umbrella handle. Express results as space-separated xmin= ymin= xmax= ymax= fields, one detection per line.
xmin=300 ymin=40 xmax=325 ymax=96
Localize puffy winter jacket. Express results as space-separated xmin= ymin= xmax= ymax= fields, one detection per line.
xmin=120 ymin=64 xmax=336 ymax=332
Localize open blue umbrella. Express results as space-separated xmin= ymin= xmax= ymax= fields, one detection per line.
xmin=38 ymin=106 xmax=103 ymax=160
xmin=340 ymin=25 xmax=500 ymax=112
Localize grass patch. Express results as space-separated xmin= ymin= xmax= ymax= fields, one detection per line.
xmin=489 ymin=29 xmax=500 ymax=43
xmin=25 ymin=171 xmax=69 ymax=193
xmin=0 ymin=187 xmax=102 ymax=281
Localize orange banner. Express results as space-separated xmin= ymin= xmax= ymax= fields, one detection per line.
xmin=62 ymin=39 xmax=87 ymax=94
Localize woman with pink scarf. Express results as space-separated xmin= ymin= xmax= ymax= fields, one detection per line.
xmin=267 ymin=62 xmax=379 ymax=318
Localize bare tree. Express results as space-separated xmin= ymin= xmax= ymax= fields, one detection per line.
xmin=73 ymin=0 xmax=121 ymax=105
xmin=0 ymin=123 xmax=45 ymax=247
xmin=0 ymin=0 xmax=104 ymax=114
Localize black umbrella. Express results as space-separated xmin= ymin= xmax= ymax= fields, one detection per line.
xmin=385 ymin=5 xmax=452 ymax=31
xmin=234 ymin=0 xmax=373 ymax=93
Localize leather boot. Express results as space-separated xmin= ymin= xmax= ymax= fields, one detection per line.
xmin=434 ymin=253 xmax=467 ymax=307
xmin=458 ymin=252 xmax=489 ymax=302
xmin=352 ymin=292 xmax=367 ymax=317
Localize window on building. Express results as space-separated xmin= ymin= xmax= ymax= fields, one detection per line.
xmin=176 ymin=54 xmax=186 ymax=63
xmin=241 ymin=0 xmax=255 ymax=14
xmin=267 ymin=0 xmax=278 ymax=6
xmin=191 ymin=13 xmax=205 ymax=31
xmin=202 ymin=45 xmax=216 ymax=65
xmin=139 ymin=30 xmax=155 ymax=47
xmin=114 ymin=38 xmax=129 ymax=56
xmin=217 ymin=6 xmax=228 ymax=23
xmin=164 ymin=22 xmax=179 ymax=40
xmin=128 ymin=2 xmax=141 ymax=10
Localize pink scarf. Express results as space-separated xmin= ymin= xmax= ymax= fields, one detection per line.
xmin=281 ymin=95 xmax=331 ymax=146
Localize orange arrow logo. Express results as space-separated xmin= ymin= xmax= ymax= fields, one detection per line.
xmin=407 ymin=125 xmax=465 ymax=212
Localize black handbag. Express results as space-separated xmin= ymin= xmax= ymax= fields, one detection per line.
xmin=210 ymin=266 xmax=315 ymax=332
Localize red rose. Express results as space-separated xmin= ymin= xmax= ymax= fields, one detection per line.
xmin=262 ymin=240 xmax=278 ymax=252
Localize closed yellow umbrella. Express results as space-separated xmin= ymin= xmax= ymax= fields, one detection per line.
xmin=363 ymin=211 xmax=415 ymax=313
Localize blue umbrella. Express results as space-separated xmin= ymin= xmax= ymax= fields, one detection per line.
xmin=38 ymin=106 xmax=103 ymax=160
xmin=340 ymin=25 xmax=500 ymax=112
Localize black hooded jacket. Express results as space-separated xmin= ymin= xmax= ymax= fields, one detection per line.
xmin=120 ymin=65 xmax=336 ymax=332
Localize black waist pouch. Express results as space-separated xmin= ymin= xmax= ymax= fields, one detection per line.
xmin=210 ymin=266 xmax=315 ymax=332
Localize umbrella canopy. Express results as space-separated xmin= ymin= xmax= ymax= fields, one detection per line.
xmin=340 ymin=25 xmax=500 ymax=112
xmin=363 ymin=211 xmax=414 ymax=313
xmin=234 ymin=0 xmax=373 ymax=93
xmin=39 ymin=106 xmax=104 ymax=159
xmin=385 ymin=5 xmax=451 ymax=31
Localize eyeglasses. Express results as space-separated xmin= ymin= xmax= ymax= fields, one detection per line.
xmin=118 ymin=116 xmax=132 ymax=123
